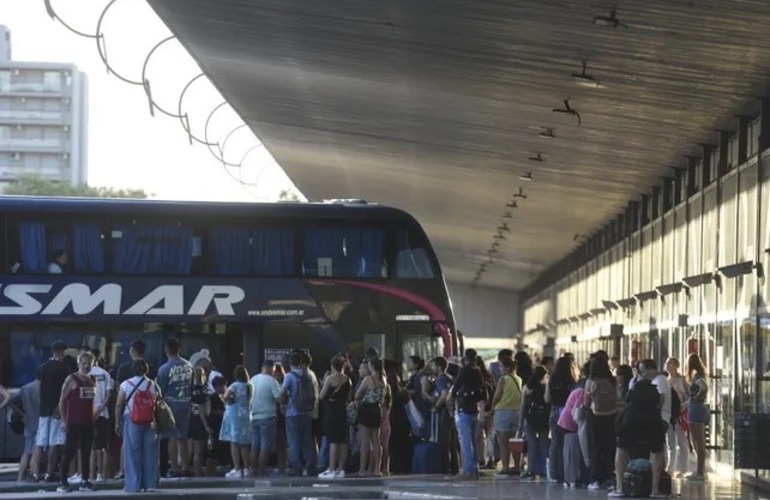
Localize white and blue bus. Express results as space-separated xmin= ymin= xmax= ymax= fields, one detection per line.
xmin=0 ymin=197 xmax=457 ymax=460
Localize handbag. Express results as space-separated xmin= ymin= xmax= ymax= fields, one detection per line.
xmin=155 ymin=399 xmax=177 ymax=434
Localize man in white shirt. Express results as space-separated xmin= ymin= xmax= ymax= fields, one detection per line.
xmin=641 ymin=359 xmax=670 ymax=497
xmin=48 ymin=250 xmax=68 ymax=274
xmin=250 ymin=360 xmax=283 ymax=476
xmin=89 ymin=352 xmax=113 ymax=482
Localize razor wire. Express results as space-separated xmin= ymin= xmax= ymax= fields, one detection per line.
xmin=42 ymin=0 xmax=276 ymax=195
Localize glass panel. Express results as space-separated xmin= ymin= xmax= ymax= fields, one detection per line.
xmin=703 ymin=188 xmax=718 ymax=320
xmin=662 ymin=213 xmax=674 ymax=285
xmin=719 ymin=175 xmax=737 ymax=316
xmin=302 ymin=227 xmax=386 ymax=278
xmin=651 ymin=219 xmax=662 ymax=288
xmin=674 ymin=205 xmax=687 ymax=281
xmin=395 ymin=229 xmax=435 ymax=278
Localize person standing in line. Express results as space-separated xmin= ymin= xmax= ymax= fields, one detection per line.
xmin=582 ymin=356 xmax=617 ymax=491
xmin=641 ymin=358 xmax=672 ymax=497
xmin=449 ymin=349 xmax=486 ymax=479
xmin=32 ymin=340 xmax=71 ymax=482
xmin=490 ymin=356 xmax=522 ymax=476
xmin=157 ymin=338 xmax=193 ymax=478
xmin=686 ymin=353 xmax=709 ymax=482
xmin=665 ymin=357 xmax=690 ymax=478
xmin=115 ymin=359 xmax=160 ymax=493
xmin=57 ymin=352 xmax=97 ymax=492
xmin=545 ymin=357 xmax=577 ymax=483
xmin=281 ymin=352 xmax=317 ymax=476
xmin=9 ymin=376 xmax=39 ymax=482
xmin=89 ymin=350 xmax=113 ymax=482
xmin=250 ymin=360 xmax=283 ymax=477
xmin=220 ymin=365 xmax=253 ymax=478
xmin=518 ymin=366 xmax=550 ymax=478
xmin=114 ymin=339 xmax=155 ymax=480
xmin=317 ymin=355 xmax=351 ymax=479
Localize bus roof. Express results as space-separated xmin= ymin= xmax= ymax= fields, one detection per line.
xmin=0 ymin=196 xmax=419 ymax=223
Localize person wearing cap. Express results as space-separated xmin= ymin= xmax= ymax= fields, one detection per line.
xmin=31 ymin=340 xmax=72 ymax=482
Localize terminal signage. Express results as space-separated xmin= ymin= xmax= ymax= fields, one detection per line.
xmin=0 ymin=276 xmax=320 ymax=322
xmin=264 ymin=348 xmax=310 ymax=365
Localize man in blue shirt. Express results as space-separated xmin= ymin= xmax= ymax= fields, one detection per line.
xmin=157 ymin=338 xmax=193 ymax=477
xmin=282 ymin=352 xmax=317 ymax=476
xmin=250 ymin=360 xmax=283 ymax=476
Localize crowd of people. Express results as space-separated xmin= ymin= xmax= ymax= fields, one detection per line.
xmin=1 ymin=338 xmax=711 ymax=497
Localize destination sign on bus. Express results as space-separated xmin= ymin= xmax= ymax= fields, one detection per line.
xmin=0 ymin=276 xmax=320 ymax=322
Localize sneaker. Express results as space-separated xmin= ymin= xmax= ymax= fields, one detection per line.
xmin=318 ymin=469 xmax=336 ymax=479
xmin=494 ymin=471 xmax=510 ymax=477
xmin=686 ymin=473 xmax=706 ymax=482
xmin=68 ymin=473 xmax=82 ymax=484
xmin=79 ymin=481 xmax=96 ymax=492
xmin=588 ymin=481 xmax=602 ymax=490
xmin=608 ymin=491 xmax=625 ymax=498
xmin=56 ymin=483 xmax=73 ymax=493
xmin=334 ymin=470 xmax=346 ymax=478
xmin=44 ymin=473 xmax=59 ymax=483
xmin=224 ymin=469 xmax=242 ymax=479
xmin=242 ymin=469 xmax=253 ymax=478
xmin=95 ymin=474 xmax=104 ymax=483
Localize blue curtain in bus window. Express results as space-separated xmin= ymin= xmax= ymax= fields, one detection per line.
xmin=48 ymin=230 xmax=69 ymax=257
xmin=19 ymin=222 xmax=47 ymax=273
xmin=251 ymin=228 xmax=294 ymax=276
xmin=209 ymin=227 xmax=251 ymax=275
xmin=303 ymin=227 xmax=383 ymax=277
xmin=150 ymin=224 xmax=193 ymax=274
xmin=113 ymin=223 xmax=193 ymax=274
xmin=73 ymin=223 xmax=105 ymax=273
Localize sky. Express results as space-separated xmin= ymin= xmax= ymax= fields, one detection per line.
xmin=0 ymin=0 xmax=302 ymax=202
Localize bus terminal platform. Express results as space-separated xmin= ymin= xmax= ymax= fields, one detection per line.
xmin=0 ymin=471 xmax=763 ymax=500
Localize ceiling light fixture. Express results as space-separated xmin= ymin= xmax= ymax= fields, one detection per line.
xmin=552 ymin=99 xmax=581 ymax=126
xmin=539 ymin=128 xmax=555 ymax=139
xmin=571 ymin=61 xmax=603 ymax=88
xmin=506 ymin=201 xmax=519 ymax=208
xmin=502 ymin=211 xmax=513 ymax=219
xmin=593 ymin=9 xmax=629 ymax=28
xmin=494 ymin=233 xmax=507 ymax=240
xmin=513 ymin=187 xmax=527 ymax=199
xmin=497 ymin=222 xmax=511 ymax=233
xmin=528 ymin=153 xmax=544 ymax=162
xmin=519 ymin=172 xmax=533 ymax=181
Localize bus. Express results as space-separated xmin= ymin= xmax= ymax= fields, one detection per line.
xmin=0 ymin=196 xmax=456 ymax=459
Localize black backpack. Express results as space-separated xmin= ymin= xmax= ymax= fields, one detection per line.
xmin=526 ymin=386 xmax=550 ymax=431
xmin=670 ymin=388 xmax=681 ymax=425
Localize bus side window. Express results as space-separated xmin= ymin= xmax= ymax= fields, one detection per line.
xmin=302 ymin=227 xmax=385 ymax=278
xmin=112 ymin=222 xmax=192 ymax=275
xmin=207 ymin=226 xmax=294 ymax=276
xmin=15 ymin=220 xmax=105 ymax=274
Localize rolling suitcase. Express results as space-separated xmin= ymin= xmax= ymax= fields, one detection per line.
xmin=622 ymin=458 xmax=653 ymax=498
xmin=412 ymin=411 xmax=442 ymax=474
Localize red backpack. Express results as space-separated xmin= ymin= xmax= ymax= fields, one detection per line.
xmin=128 ymin=379 xmax=155 ymax=426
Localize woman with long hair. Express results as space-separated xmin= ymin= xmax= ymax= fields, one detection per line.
xmin=519 ymin=366 xmax=550 ymax=478
xmin=583 ymin=357 xmax=617 ymax=490
xmin=318 ymin=355 xmax=351 ymax=479
xmin=354 ymin=357 xmax=390 ymax=477
xmin=665 ymin=357 xmax=689 ymax=478
xmin=686 ymin=353 xmax=709 ymax=481
xmin=475 ymin=357 xmax=495 ymax=468
xmin=220 ymin=365 xmax=252 ymax=478
xmin=514 ymin=352 xmax=534 ymax=388
xmin=545 ymin=356 xmax=577 ymax=483
xmin=188 ymin=366 xmax=212 ymax=477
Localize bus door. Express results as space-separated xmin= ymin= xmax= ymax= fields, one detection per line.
xmin=392 ymin=318 xmax=444 ymax=378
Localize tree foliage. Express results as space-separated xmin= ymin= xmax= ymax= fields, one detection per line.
xmin=3 ymin=175 xmax=148 ymax=199
xmin=278 ymin=188 xmax=301 ymax=202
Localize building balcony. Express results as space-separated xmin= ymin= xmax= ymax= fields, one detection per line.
xmin=0 ymin=110 xmax=67 ymax=124
xmin=0 ymin=139 xmax=68 ymax=153
xmin=0 ymin=84 xmax=66 ymax=95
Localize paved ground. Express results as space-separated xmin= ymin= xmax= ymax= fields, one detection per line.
xmin=0 ymin=474 xmax=766 ymax=499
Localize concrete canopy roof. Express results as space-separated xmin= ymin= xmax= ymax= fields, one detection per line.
xmin=149 ymin=0 xmax=770 ymax=291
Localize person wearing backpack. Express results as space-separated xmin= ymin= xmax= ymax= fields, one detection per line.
xmin=665 ymin=357 xmax=689 ymax=478
xmin=115 ymin=359 xmax=160 ymax=493
xmin=281 ymin=351 xmax=319 ymax=476
xmin=448 ymin=349 xmax=486 ymax=478
xmin=518 ymin=365 xmax=551 ymax=478
xmin=582 ymin=356 xmax=617 ymax=491
xmin=639 ymin=359 xmax=672 ymax=497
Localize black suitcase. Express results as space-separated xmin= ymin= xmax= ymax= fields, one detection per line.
xmin=622 ymin=459 xmax=653 ymax=498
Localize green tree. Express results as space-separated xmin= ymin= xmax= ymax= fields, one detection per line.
xmin=278 ymin=188 xmax=301 ymax=202
xmin=3 ymin=175 xmax=148 ymax=199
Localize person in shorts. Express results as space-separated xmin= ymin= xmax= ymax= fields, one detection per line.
xmin=32 ymin=341 xmax=72 ymax=482
xmin=10 ymin=376 xmax=40 ymax=481
xmin=90 ymin=351 xmax=113 ymax=482
xmin=490 ymin=356 xmax=522 ymax=476
xmin=157 ymin=338 xmax=193 ymax=477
